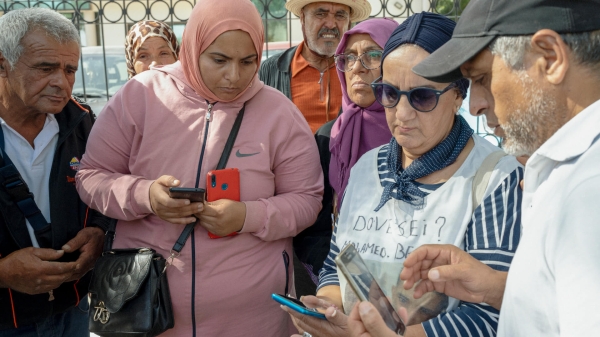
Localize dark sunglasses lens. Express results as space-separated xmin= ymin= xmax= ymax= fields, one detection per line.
xmin=380 ymin=84 xmax=399 ymax=107
xmin=410 ymin=88 xmax=438 ymax=112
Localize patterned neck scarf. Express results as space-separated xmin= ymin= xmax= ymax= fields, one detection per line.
xmin=125 ymin=20 xmax=180 ymax=79
xmin=374 ymin=115 xmax=473 ymax=211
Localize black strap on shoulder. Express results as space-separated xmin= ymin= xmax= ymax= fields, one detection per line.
xmin=0 ymin=127 xmax=49 ymax=231
xmin=216 ymin=104 xmax=245 ymax=170
xmin=171 ymin=103 xmax=246 ymax=254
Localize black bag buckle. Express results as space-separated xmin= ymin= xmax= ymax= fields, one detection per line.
xmin=3 ymin=175 xmax=34 ymax=201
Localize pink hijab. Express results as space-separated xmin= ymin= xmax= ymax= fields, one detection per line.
xmin=329 ymin=18 xmax=399 ymax=207
xmin=179 ymin=0 xmax=264 ymax=103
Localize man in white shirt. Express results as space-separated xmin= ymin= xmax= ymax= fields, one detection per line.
xmin=0 ymin=8 xmax=110 ymax=336
xmin=346 ymin=0 xmax=600 ymax=336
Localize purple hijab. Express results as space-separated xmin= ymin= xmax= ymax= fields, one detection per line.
xmin=329 ymin=18 xmax=398 ymax=208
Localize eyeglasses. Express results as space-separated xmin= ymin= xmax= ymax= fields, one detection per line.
xmin=334 ymin=50 xmax=383 ymax=72
xmin=370 ymin=77 xmax=457 ymax=112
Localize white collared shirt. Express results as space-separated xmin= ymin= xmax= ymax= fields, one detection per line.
xmin=499 ymin=99 xmax=600 ymax=336
xmin=0 ymin=115 xmax=59 ymax=247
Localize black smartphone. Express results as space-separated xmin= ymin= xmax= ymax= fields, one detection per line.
xmin=168 ymin=187 xmax=206 ymax=202
xmin=335 ymin=244 xmax=406 ymax=335
xmin=271 ymin=294 xmax=326 ymax=320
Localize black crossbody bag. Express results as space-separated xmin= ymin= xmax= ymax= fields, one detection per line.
xmin=88 ymin=104 xmax=245 ymax=336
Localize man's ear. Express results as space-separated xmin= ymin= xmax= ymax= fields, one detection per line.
xmin=529 ymin=29 xmax=569 ymax=85
xmin=0 ymin=52 xmax=8 ymax=78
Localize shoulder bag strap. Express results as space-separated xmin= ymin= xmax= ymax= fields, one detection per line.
xmin=215 ymin=104 xmax=245 ymax=170
xmin=171 ymin=103 xmax=246 ymax=254
xmin=0 ymin=127 xmax=50 ymax=231
xmin=472 ymin=150 xmax=507 ymax=213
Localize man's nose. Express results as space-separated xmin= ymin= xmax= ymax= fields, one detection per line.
xmin=469 ymin=88 xmax=488 ymax=117
xmin=322 ymin=14 xmax=336 ymax=29
xmin=49 ymin=69 xmax=69 ymax=90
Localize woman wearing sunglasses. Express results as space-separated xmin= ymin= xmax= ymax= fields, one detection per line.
xmin=284 ymin=12 xmax=523 ymax=337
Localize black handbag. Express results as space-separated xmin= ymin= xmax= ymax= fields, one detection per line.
xmin=88 ymin=246 xmax=174 ymax=336
xmin=88 ymin=104 xmax=245 ymax=336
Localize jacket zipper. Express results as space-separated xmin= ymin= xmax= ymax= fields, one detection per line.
xmin=318 ymin=71 xmax=325 ymax=102
xmin=191 ymin=101 xmax=215 ymax=337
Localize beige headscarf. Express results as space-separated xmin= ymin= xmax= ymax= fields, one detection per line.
xmin=125 ymin=20 xmax=180 ymax=79
xmin=179 ymin=0 xmax=264 ymax=103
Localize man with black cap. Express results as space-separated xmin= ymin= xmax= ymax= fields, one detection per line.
xmin=346 ymin=1 xmax=600 ymax=336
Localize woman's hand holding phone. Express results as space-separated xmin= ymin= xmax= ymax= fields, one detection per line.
xmin=196 ymin=199 xmax=246 ymax=236
xmin=282 ymin=295 xmax=350 ymax=337
xmin=149 ymin=175 xmax=204 ymax=225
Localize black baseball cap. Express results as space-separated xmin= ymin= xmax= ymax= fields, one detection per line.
xmin=413 ymin=0 xmax=600 ymax=83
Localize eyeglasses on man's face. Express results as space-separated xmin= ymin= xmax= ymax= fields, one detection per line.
xmin=370 ymin=76 xmax=457 ymax=112
xmin=335 ymin=50 xmax=383 ymax=72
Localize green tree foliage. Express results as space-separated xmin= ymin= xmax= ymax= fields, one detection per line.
xmin=434 ymin=0 xmax=470 ymax=18
xmin=251 ymin=0 xmax=288 ymax=42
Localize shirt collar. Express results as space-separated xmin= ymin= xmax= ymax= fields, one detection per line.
xmin=291 ymin=43 xmax=309 ymax=78
xmin=533 ymin=98 xmax=600 ymax=163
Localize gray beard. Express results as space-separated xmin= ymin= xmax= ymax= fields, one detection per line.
xmin=305 ymin=38 xmax=337 ymax=57
xmin=502 ymin=72 xmax=564 ymax=157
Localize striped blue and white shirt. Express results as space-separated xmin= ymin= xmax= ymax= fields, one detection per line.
xmin=318 ymin=139 xmax=523 ymax=337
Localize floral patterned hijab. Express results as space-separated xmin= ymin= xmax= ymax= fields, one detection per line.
xmin=125 ymin=20 xmax=180 ymax=79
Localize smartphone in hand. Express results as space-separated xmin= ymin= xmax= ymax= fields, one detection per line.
xmin=206 ymin=168 xmax=240 ymax=202
xmin=271 ymin=293 xmax=326 ymax=320
xmin=206 ymin=168 xmax=240 ymax=239
xmin=168 ymin=187 xmax=205 ymax=202
xmin=335 ymin=244 xmax=406 ymax=335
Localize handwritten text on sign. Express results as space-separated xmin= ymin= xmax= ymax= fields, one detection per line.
xmin=342 ymin=215 xmax=448 ymax=261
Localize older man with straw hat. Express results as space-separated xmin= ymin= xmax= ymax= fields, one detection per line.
xmin=260 ymin=0 xmax=370 ymax=133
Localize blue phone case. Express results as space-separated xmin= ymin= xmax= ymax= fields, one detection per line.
xmin=271 ymin=294 xmax=326 ymax=320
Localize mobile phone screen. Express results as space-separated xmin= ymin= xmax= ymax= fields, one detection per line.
xmin=335 ymin=245 xmax=406 ymax=335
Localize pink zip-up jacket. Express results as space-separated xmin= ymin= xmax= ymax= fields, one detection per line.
xmin=76 ymin=62 xmax=323 ymax=336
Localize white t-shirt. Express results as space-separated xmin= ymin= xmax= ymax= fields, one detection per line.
xmin=0 ymin=115 xmax=59 ymax=247
xmin=336 ymin=135 xmax=519 ymax=315
xmin=498 ymin=99 xmax=600 ymax=336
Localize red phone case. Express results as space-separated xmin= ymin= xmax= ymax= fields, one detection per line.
xmin=206 ymin=168 xmax=240 ymax=239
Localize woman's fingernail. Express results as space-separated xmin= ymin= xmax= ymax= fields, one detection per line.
xmin=429 ymin=269 xmax=440 ymax=280
xmin=173 ymin=179 xmax=180 ymax=185
xmin=331 ymin=308 xmax=337 ymax=317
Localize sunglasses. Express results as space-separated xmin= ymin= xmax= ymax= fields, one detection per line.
xmin=370 ymin=76 xmax=457 ymax=112
xmin=334 ymin=50 xmax=383 ymax=72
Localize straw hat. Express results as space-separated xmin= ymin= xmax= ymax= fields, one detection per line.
xmin=285 ymin=0 xmax=371 ymax=22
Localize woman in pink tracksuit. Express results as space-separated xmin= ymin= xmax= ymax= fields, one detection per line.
xmin=75 ymin=0 xmax=323 ymax=335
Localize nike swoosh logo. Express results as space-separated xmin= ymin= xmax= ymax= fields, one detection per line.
xmin=236 ymin=149 xmax=260 ymax=158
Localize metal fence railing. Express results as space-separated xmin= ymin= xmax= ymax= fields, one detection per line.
xmin=0 ymin=0 xmax=498 ymax=144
